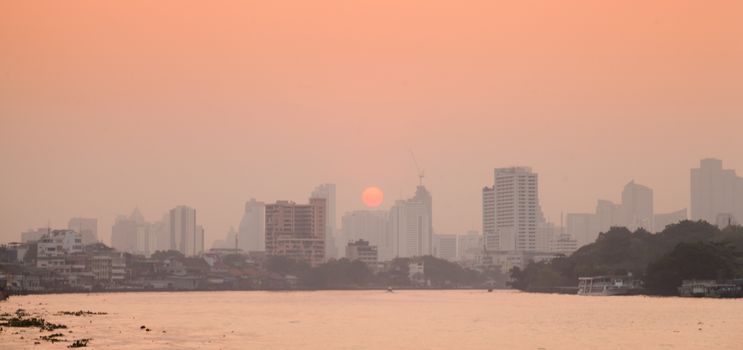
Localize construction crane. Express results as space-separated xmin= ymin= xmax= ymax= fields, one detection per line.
xmin=409 ymin=150 xmax=425 ymax=186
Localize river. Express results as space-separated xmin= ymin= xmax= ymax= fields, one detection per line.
xmin=1 ymin=290 xmax=741 ymax=349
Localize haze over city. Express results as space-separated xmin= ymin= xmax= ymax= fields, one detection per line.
xmin=2 ymin=1 xmax=742 ymax=246
xmin=3 ymin=2 xmax=743 ymax=349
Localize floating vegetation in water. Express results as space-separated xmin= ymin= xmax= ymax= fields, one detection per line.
xmin=56 ymin=310 xmax=108 ymax=316
xmin=40 ymin=333 xmax=66 ymax=343
xmin=68 ymin=338 xmax=91 ymax=348
xmin=15 ymin=309 xmax=28 ymax=317
xmin=1 ymin=317 xmax=68 ymax=331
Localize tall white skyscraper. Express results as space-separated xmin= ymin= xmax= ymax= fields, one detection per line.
xmin=491 ymin=167 xmax=540 ymax=252
xmin=67 ymin=217 xmax=98 ymax=245
xmin=169 ymin=205 xmax=201 ymax=256
xmin=691 ymin=158 xmax=743 ymax=224
xmin=238 ymin=199 xmax=266 ymax=252
xmin=340 ymin=210 xmax=390 ymax=260
xmin=390 ymin=185 xmax=432 ymax=258
xmin=310 ymin=184 xmax=337 ymax=259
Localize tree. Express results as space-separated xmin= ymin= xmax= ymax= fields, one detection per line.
xmin=645 ymin=242 xmax=742 ymax=295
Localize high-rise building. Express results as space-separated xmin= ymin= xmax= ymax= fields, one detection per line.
xmin=67 ymin=217 xmax=98 ymax=245
xmin=433 ymin=234 xmax=457 ymax=261
xmin=389 ymin=185 xmax=432 ymax=258
xmin=654 ymin=208 xmax=688 ymax=233
xmin=310 ymin=184 xmax=337 ymax=259
xmin=111 ymin=208 xmax=145 ymax=253
xmin=238 ymin=199 xmax=266 ymax=252
xmin=265 ymin=198 xmax=326 ymax=266
xmin=169 ymin=206 xmax=201 ymax=256
xmin=340 ymin=210 xmax=390 ymax=260
xmin=457 ymin=231 xmax=483 ymax=262
xmin=566 ymin=213 xmax=600 ymax=247
xmin=621 ymin=180 xmax=654 ymax=231
xmin=595 ymin=199 xmax=622 ymax=233
xmin=491 ymin=167 xmax=540 ymax=252
xmin=691 ymin=158 xmax=743 ymax=224
xmin=482 ymin=186 xmax=496 ymax=251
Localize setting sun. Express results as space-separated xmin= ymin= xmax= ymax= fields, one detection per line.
xmin=362 ymin=187 xmax=384 ymax=208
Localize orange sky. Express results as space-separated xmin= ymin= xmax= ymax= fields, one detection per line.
xmin=1 ymin=1 xmax=742 ymax=244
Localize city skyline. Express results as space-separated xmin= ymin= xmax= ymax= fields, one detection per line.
xmin=6 ymin=157 xmax=740 ymax=251
xmin=2 ymin=1 xmax=743 ymax=247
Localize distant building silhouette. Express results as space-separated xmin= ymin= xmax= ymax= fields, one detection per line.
xmin=568 ymin=180 xmax=669 ymax=247
xmin=238 ymin=199 xmax=266 ymax=252
xmin=457 ymin=231 xmax=483 ymax=262
xmin=340 ymin=210 xmax=390 ymax=260
xmin=389 ymin=185 xmax=432 ymax=258
xmin=654 ymin=208 xmax=688 ymax=233
xmin=310 ymin=184 xmax=337 ymax=259
xmin=621 ymin=180 xmax=654 ymax=231
xmin=169 ymin=206 xmax=203 ymax=257
xmin=67 ymin=217 xmax=98 ymax=245
xmin=265 ymin=198 xmax=326 ymax=266
xmin=433 ymin=234 xmax=457 ymax=261
xmin=691 ymin=158 xmax=743 ymax=225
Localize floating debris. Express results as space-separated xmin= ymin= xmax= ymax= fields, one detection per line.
xmin=40 ymin=333 xmax=66 ymax=343
xmin=68 ymin=338 xmax=91 ymax=348
xmin=56 ymin=311 xmax=107 ymax=316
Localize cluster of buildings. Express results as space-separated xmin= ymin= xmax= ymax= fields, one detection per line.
xmin=2 ymin=158 xmax=742 ymax=292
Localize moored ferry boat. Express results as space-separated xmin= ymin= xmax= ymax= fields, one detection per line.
xmin=577 ymin=275 xmax=643 ymax=296
xmin=678 ymin=279 xmax=743 ymax=298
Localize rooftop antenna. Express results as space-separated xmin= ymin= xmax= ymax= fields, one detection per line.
xmin=409 ymin=150 xmax=425 ymax=186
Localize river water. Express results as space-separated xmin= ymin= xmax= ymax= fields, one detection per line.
xmin=1 ymin=290 xmax=741 ymax=349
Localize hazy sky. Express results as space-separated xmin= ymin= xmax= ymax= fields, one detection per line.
xmin=2 ymin=1 xmax=742 ymax=245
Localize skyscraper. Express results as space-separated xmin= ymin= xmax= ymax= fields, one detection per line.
xmin=389 ymin=185 xmax=432 ymax=258
xmin=691 ymin=158 xmax=743 ymax=224
xmin=265 ymin=198 xmax=326 ymax=266
xmin=67 ymin=217 xmax=98 ymax=245
xmin=491 ymin=167 xmax=540 ymax=252
xmin=482 ymin=186 xmax=496 ymax=251
xmin=654 ymin=208 xmax=688 ymax=233
xmin=310 ymin=184 xmax=337 ymax=259
xmin=621 ymin=180 xmax=654 ymax=231
xmin=169 ymin=205 xmax=201 ymax=256
xmin=238 ymin=199 xmax=266 ymax=252
xmin=111 ymin=208 xmax=146 ymax=253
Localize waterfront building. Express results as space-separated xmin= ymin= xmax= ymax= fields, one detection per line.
xmin=265 ymin=198 xmax=326 ymax=266
xmin=36 ymin=230 xmax=83 ymax=269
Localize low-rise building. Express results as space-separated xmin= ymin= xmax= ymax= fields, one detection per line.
xmin=346 ymin=240 xmax=378 ymax=265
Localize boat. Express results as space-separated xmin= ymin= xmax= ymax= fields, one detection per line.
xmin=577 ymin=275 xmax=643 ymax=296
xmin=678 ymin=279 xmax=743 ymax=298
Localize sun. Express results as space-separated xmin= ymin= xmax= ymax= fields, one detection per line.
xmin=362 ymin=187 xmax=384 ymax=208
